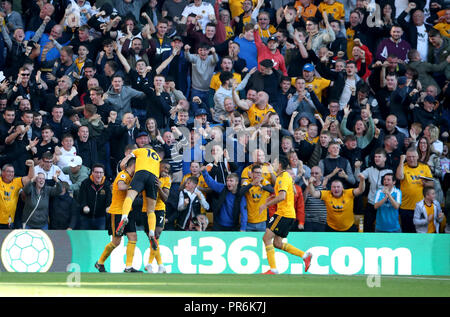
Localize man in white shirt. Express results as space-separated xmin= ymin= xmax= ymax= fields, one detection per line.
xmin=180 ymin=0 xmax=215 ymax=32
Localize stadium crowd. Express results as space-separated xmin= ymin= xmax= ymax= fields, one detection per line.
xmin=0 ymin=0 xmax=449 ymax=234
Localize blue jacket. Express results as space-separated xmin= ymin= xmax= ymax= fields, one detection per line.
xmin=202 ymin=170 xmax=244 ymax=229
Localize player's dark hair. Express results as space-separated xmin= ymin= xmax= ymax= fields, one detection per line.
xmin=126 ymin=157 xmax=136 ymax=167
xmin=279 ymin=156 xmax=290 ymax=170
xmin=251 ymin=164 xmax=262 ymax=172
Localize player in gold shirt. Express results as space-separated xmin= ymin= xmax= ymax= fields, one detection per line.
xmin=0 ymin=160 xmax=35 ymax=229
xmin=145 ymin=161 xmax=171 ymax=273
xmin=95 ymin=158 xmax=140 ymax=273
xmin=117 ymin=144 xmax=161 ymax=251
xmin=258 ymin=157 xmax=312 ymax=274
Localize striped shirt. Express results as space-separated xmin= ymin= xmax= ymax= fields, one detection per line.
xmin=304 ymin=183 xmax=327 ymax=224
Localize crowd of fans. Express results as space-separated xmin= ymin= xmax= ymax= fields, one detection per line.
xmin=0 ymin=0 xmax=449 ymax=233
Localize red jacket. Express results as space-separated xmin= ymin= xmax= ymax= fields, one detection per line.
xmin=254 ymin=30 xmax=288 ymax=76
xmin=268 ymin=184 xmax=305 ymax=226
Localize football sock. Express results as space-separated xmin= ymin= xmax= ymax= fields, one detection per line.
xmin=122 ymin=197 xmax=133 ymax=217
xmin=148 ymin=239 xmax=162 ymax=265
xmin=99 ymin=242 xmax=117 ymax=264
xmin=281 ymin=243 xmax=305 ymax=258
xmin=265 ymin=245 xmax=277 ymax=270
xmin=147 ymin=212 xmax=156 ymax=233
xmin=125 ymin=240 xmax=136 ymax=267
xmin=154 ymin=239 xmax=162 ymax=265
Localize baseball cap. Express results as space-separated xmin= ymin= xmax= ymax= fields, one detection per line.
xmin=303 ymin=63 xmax=315 ymax=72
xmin=172 ymin=35 xmax=183 ymax=42
xmin=136 ymin=131 xmax=149 ymax=138
xmin=268 ymin=35 xmax=277 ymax=43
xmin=260 ymin=59 xmax=274 ymax=68
xmin=424 ymin=95 xmax=436 ymax=103
xmin=195 ymin=108 xmax=208 ymax=116
xmin=397 ymin=76 xmax=407 ymax=85
xmin=68 ymin=156 xmax=83 ymax=168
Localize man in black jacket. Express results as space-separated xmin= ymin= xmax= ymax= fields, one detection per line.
xmin=74 ymin=125 xmax=98 ymax=170
xmin=78 ymin=164 xmax=112 ymax=230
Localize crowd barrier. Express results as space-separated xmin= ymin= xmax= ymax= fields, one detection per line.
xmin=0 ymin=230 xmax=449 ymax=275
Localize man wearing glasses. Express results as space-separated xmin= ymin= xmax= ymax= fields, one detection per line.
xmin=7 ymin=66 xmax=44 ymax=111
xmin=34 ymin=151 xmax=71 ymax=186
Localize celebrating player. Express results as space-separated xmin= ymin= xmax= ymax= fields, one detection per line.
xmin=117 ymin=144 xmax=161 ymax=251
xmin=95 ymin=157 xmax=141 ymax=273
xmin=145 ymin=160 xmax=171 ymax=273
xmin=258 ymin=157 xmax=312 ymax=274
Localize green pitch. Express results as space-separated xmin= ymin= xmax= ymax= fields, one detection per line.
xmin=0 ymin=273 xmax=449 ymax=297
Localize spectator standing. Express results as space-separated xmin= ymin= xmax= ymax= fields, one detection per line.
xmin=21 ymin=171 xmax=62 ymax=229
xmin=78 ymin=163 xmax=112 ymax=230
xmin=396 ymin=147 xmax=434 ymax=233
xmin=374 ymin=172 xmax=402 ymax=233
xmin=413 ymin=186 xmax=444 ymax=233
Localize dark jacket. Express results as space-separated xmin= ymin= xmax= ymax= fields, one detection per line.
xmin=74 ymin=138 xmax=99 ymax=170
xmin=49 ymin=191 xmax=79 ymax=229
xmin=397 ymin=11 xmax=433 ymax=50
xmin=78 ymin=175 xmax=112 ymax=219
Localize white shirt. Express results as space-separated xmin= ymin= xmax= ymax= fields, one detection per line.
xmin=181 ymin=2 xmax=215 ymax=32
xmin=339 ymin=78 xmax=356 ymax=109
xmin=416 ymin=24 xmax=428 ymax=61
xmin=57 ymin=146 xmax=77 ymax=169
xmin=34 ymin=165 xmax=72 ymax=185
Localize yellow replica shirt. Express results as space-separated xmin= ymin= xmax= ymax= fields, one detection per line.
xmin=155 ymin=175 xmax=172 ymax=211
xmin=132 ymin=147 xmax=161 ymax=177
xmin=274 ymin=171 xmax=295 ymax=219
xmin=434 ymin=23 xmax=450 ymax=38
xmin=181 ymin=173 xmax=208 ymax=190
xmin=256 ymin=25 xmax=277 ymax=40
xmin=294 ymin=2 xmax=319 ymax=21
xmin=225 ymin=25 xmax=235 ymax=39
xmin=246 ymin=103 xmax=276 ymax=126
xmin=229 ymin=0 xmax=257 ymax=18
xmin=425 ymin=203 xmax=436 ymax=233
xmin=0 ymin=177 xmax=24 ymax=224
xmin=309 ymin=77 xmax=331 ymax=102
xmin=109 ymin=171 xmax=132 ymax=215
xmin=305 ymin=134 xmax=319 ymax=144
xmin=321 ymin=189 xmax=355 ymax=231
xmin=400 ymin=163 xmax=432 ymax=210
xmin=242 ymin=178 xmax=272 ymax=223
xmin=241 ymin=163 xmax=274 ymax=185
xmin=318 ymin=1 xmax=345 ymax=21
xmin=210 ymin=72 xmax=242 ymax=91
xmin=346 ymin=28 xmax=356 ymax=59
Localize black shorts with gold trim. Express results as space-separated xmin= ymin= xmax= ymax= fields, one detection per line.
xmin=268 ymin=214 xmax=295 ymax=238
xmin=107 ymin=210 xmax=137 ymax=236
xmin=129 ymin=170 xmax=158 ymax=199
